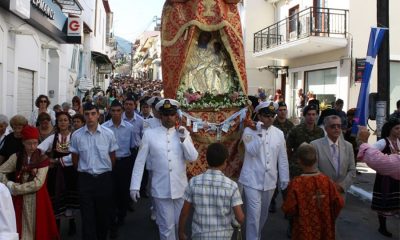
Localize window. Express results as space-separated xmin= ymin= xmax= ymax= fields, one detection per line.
xmin=390 ymin=61 xmax=400 ymax=113
xmin=289 ymin=5 xmax=299 ymax=34
xmin=305 ymin=68 xmax=337 ymax=106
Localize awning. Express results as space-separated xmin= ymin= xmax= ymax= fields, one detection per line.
xmin=91 ymin=51 xmax=112 ymax=65
xmin=53 ymin=0 xmax=83 ymax=15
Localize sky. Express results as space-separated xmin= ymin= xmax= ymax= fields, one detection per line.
xmin=111 ymin=0 xmax=165 ymax=42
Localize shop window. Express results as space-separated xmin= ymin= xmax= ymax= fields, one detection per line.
xmin=305 ymin=67 xmax=337 ymax=107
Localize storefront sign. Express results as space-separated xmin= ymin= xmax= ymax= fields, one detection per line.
xmin=67 ymin=16 xmax=82 ymax=36
xmin=31 ymin=0 xmax=55 ymax=20
xmin=9 ymin=0 xmax=30 ymax=19
xmin=99 ymin=64 xmax=112 ymax=74
xmin=355 ymin=58 xmax=366 ymax=83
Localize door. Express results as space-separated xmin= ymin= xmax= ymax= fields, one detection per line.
xmin=288 ymin=5 xmax=299 ymax=40
xmin=18 ymin=68 xmax=34 ymax=119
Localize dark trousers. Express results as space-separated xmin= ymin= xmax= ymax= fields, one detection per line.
xmin=78 ymin=171 xmax=113 ymax=240
xmin=112 ymin=156 xmax=134 ymax=222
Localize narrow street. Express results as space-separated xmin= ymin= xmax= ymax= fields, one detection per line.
xmin=60 ymin=168 xmax=400 ymax=240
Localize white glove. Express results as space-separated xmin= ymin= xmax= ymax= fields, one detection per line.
xmin=6 ymin=181 xmax=14 ymax=194
xmin=280 ymin=181 xmax=289 ymax=190
xmin=178 ymin=126 xmax=187 ymax=139
xmin=130 ymin=190 xmax=140 ymax=202
xmin=256 ymin=122 xmax=264 ymax=132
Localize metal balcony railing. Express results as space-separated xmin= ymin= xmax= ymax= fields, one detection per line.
xmin=254 ymin=7 xmax=348 ymax=53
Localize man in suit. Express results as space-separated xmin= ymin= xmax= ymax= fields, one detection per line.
xmin=311 ymin=115 xmax=356 ymax=195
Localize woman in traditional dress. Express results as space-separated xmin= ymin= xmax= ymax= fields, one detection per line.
xmin=38 ymin=112 xmax=78 ymax=236
xmin=0 ymin=125 xmax=59 ymax=240
xmin=372 ymin=118 xmax=400 ymax=237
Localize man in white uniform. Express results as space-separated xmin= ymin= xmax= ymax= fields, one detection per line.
xmin=130 ymin=99 xmax=198 ymax=240
xmin=143 ymin=96 xmax=163 ymax=220
xmin=239 ymin=101 xmax=290 ymax=240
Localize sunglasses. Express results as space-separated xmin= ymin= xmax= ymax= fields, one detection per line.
xmin=329 ymin=124 xmax=342 ymax=129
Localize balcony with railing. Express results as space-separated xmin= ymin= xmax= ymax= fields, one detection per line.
xmin=254 ymin=7 xmax=349 ymax=59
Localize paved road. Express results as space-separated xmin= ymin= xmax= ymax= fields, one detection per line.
xmin=60 ymin=193 xmax=399 ymax=240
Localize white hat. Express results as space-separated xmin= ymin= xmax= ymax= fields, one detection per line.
xmin=255 ymin=101 xmax=279 ymax=114
xmin=155 ymin=99 xmax=180 ymax=113
xmin=147 ymin=96 xmax=163 ymax=107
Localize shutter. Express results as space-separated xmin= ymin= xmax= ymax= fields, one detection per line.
xmin=17 ymin=68 xmax=34 ymax=119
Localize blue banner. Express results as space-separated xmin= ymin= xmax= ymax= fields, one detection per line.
xmin=352 ymin=27 xmax=387 ymax=135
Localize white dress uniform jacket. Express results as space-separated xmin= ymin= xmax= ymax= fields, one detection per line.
xmin=239 ymin=125 xmax=289 ymax=191
xmin=144 ymin=117 xmax=162 ymax=130
xmin=143 ymin=117 xmax=162 ymax=170
xmin=130 ymin=126 xmax=198 ymax=199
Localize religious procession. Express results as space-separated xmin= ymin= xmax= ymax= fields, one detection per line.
xmin=0 ymin=0 xmax=399 ymax=240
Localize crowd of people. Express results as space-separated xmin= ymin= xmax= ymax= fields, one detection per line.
xmin=0 ymin=81 xmax=399 ymax=240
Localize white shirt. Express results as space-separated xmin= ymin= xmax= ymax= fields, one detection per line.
xmin=102 ymin=120 xmax=136 ymax=158
xmin=69 ymin=124 xmax=119 ymax=174
xmin=122 ymin=112 xmax=144 ymax=146
xmin=130 ymin=126 xmax=198 ymax=199
xmin=239 ymin=124 xmax=289 ymax=191
xmin=0 ymin=183 xmax=18 ymax=240
xmin=38 ymin=133 xmax=73 ymax=167
xmin=143 ymin=117 xmax=162 ymax=131
xmin=29 ymin=108 xmax=56 ymax=126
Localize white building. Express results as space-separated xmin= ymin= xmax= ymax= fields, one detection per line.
xmin=0 ymin=0 xmax=115 ymax=119
xmin=0 ymin=0 xmax=84 ymax=119
xmin=132 ymin=31 xmax=161 ymax=81
xmin=242 ymin=0 xmax=400 ymax=118
xmin=76 ymin=0 xmax=114 ymax=97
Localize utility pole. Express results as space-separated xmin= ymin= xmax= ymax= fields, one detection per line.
xmin=376 ymin=0 xmax=390 ymax=138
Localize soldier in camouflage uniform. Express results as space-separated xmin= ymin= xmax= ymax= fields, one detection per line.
xmin=286 ymin=104 xmax=324 ymax=178
xmin=273 ymin=102 xmax=294 ymax=139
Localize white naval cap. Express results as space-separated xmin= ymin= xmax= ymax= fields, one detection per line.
xmin=155 ymin=99 xmax=180 ymax=113
xmin=255 ymin=101 xmax=279 ymax=114
xmin=147 ymin=96 xmax=163 ymax=107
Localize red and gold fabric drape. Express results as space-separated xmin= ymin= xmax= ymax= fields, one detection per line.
xmin=161 ymin=0 xmax=248 ymax=98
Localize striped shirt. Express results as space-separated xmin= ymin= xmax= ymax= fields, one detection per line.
xmin=184 ymin=169 xmax=243 ymax=239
